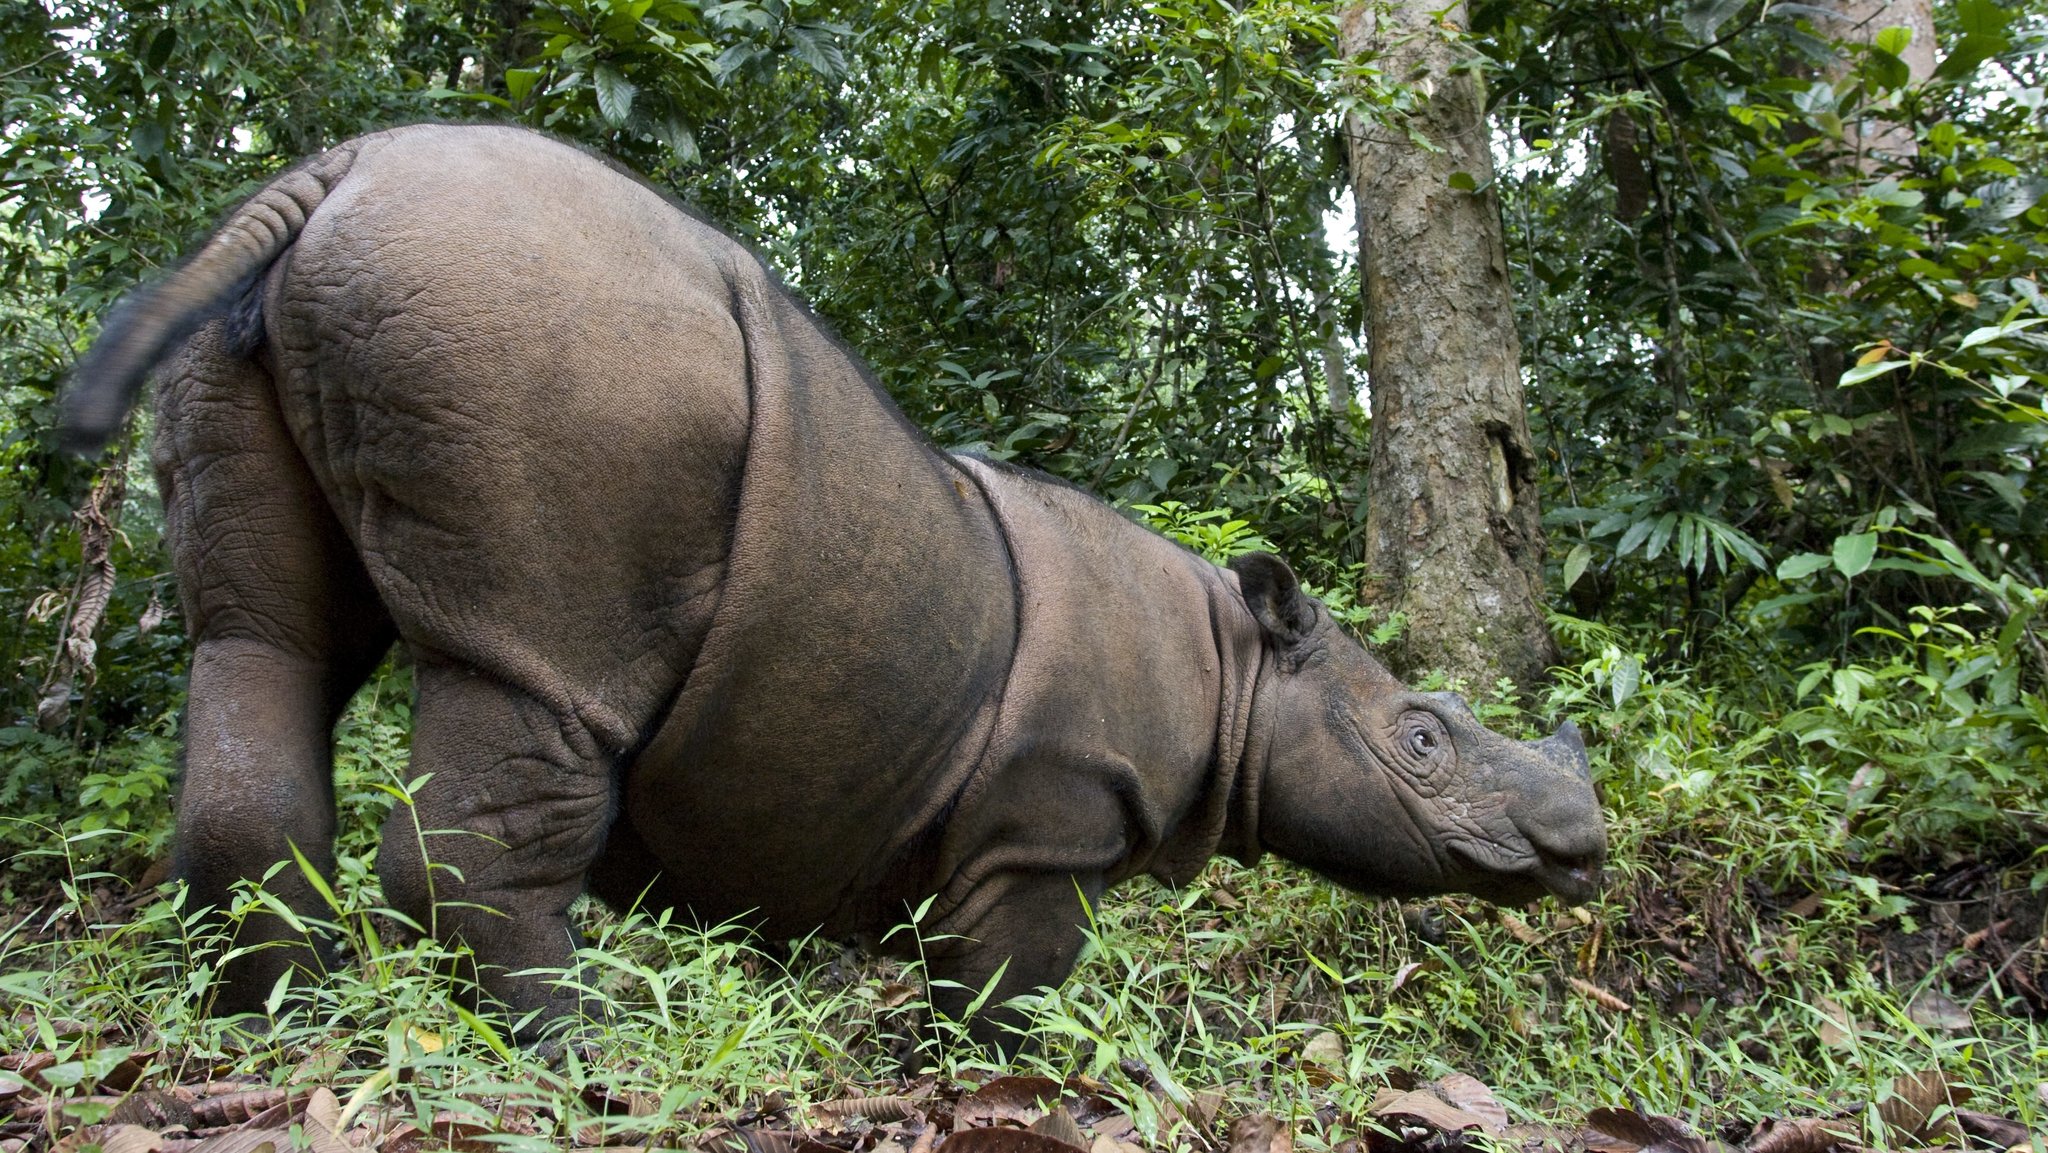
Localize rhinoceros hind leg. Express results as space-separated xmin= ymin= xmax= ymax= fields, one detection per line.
xmin=156 ymin=321 xmax=396 ymax=1018
xmin=375 ymin=658 xmax=614 ymax=1039
xmin=926 ymin=871 xmax=1105 ymax=1058
xmin=179 ymin=638 xmax=390 ymax=1015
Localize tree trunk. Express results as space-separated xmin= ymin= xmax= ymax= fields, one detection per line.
xmin=1818 ymin=0 xmax=1936 ymax=164
xmin=1338 ymin=0 xmax=1558 ymax=691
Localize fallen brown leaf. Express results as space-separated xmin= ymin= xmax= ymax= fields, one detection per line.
xmin=722 ymin=1128 xmax=795 ymax=1153
xmin=98 ymin=1125 xmax=165 ymax=1153
xmin=11 ymin=1094 xmax=121 ymax=1124
xmin=956 ymin=1077 xmax=1063 ymax=1129
xmin=1744 ymin=1115 xmax=1857 ymax=1153
xmin=1499 ymin=910 xmax=1546 ymax=946
xmin=812 ymin=1097 xmax=924 ymax=1126
xmin=1585 ymin=1106 xmax=1690 ymax=1150
xmin=185 ymin=1081 xmax=263 ymax=1099
xmin=0 ymin=1053 xmax=56 ymax=1086
xmin=1431 ymin=1075 xmax=1507 ymax=1137
xmin=297 ymin=1087 xmax=352 ymax=1153
xmin=1954 ymin=1109 xmax=2032 ymax=1150
xmin=428 ymin=1111 xmax=508 ymax=1153
xmin=1028 ymin=1107 xmax=1087 ymax=1150
xmin=1581 ymin=1131 xmax=1639 ymax=1153
xmin=1087 ymin=1135 xmax=1142 ymax=1153
xmin=184 ymin=1127 xmax=288 ymax=1153
xmin=100 ymin=1051 xmax=159 ymax=1093
xmin=1568 ymin=977 xmax=1631 ymax=1013
xmin=1388 ymin=962 xmax=1424 ymax=993
xmin=1874 ymin=1068 xmax=1965 ymax=1145
xmin=190 ymin=1088 xmax=290 ymax=1128
xmin=1905 ymin=990 xmax=1971 ymax=1032
xmin=1814 ymin=999 xmax=1854 ymax=1049
xmin=944 ymin=1130 xmax=1095 ymax=1153
xmin=1505 ymin=1121 xmax=1580 ymax=1153
xmin=1300 ymin=1031 xmax=1345 ymax=1085
xmin=1961 ymin=920 xmax=2012 ymax=952
xmin=1054 ymin=1081 xmax=1128 ymax=1136
xmin=1225 ymin=1113 xmax=1292 ymax=1153
xmin=1368 ymin=1088 xmax=1486 ymax=1134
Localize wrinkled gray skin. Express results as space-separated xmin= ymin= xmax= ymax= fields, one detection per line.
xmin=64 ymin=125 xmax=1606 ymax=1051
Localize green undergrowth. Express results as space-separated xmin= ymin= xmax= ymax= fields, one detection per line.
xmin=4 ymin=607 xmax=2048 ymax=1140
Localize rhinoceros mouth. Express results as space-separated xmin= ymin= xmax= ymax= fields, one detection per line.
xmin=1530 ymin=846 xmax=1602 ymax=904
xmin=1446 ymin=839 xmax=1602 ymax=906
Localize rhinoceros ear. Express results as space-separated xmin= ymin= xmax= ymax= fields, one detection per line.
xmin=1229 ymin=552 xmax=1316 ymax=649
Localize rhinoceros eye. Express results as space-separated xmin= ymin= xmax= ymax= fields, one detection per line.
xmin=1397 ymin=712 xmax=1448 ymax=766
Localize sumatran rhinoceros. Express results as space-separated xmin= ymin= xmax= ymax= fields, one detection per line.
xmin=63 ymin=124 xmax=1605 ymax=1049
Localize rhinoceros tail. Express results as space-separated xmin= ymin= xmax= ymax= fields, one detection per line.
xmin=59 ymin=142 xmax=364 ymax=455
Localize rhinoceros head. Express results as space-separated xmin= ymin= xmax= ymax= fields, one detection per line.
xmin=1229 ymin=553 xmax=1606 ymax=906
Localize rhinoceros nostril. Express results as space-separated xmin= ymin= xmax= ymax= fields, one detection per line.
xmin=1534 ymin=844 xmax=1605 ymax=901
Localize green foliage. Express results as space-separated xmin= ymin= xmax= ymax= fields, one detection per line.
xmin=0 ymin=716 xmax=176 ymax=899
xmin=1132 ymin=501 xmax=1274 ymax=561
xmin=5 ymin=0 xmax=2048 ymax=1120
xmin=1493 ymin=0 xmax=2048 ymax=672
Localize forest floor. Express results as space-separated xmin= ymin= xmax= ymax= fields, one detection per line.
xmin=2 ymin=833 xmax=2043 ymax=1153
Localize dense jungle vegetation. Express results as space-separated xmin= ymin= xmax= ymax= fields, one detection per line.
xmin=2 ymin=0 xmax=2047 ymax=1149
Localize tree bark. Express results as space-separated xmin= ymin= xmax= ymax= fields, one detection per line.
xmin=1339 ymin=0 xmax=1558 ymax=691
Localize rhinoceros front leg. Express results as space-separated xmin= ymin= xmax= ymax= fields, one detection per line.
xmin=926 ymin=871 xmax=1105 ymax=1056
xmin=375 ymin=659 xmax=613 ymax=1039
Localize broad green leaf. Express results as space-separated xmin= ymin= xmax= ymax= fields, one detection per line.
xmin=1563 ymin=542 xmax=1592 ymax=590
xmin=1831 ymin=668 xmax=1866 ymax=712
xmin=1957 ymin=0 xmax=2013 ymax=36
xmin=1832 ymin=532 xmax=1879 ymax=577
xmin=1682 ymin=0 xmax=1746 ymax=42
xmin=1936 ymin=31 xmax=2007 ymax=80
xmin=1839 ymin=359 xmax=1906 ymax=386
xmin=1865 ymin=49 xmax=1911 ymax=88
xmin=1777 ymin=552 xmax=1833 ymax=581
xmin=1873 ymin=25 xmax=1912 ymax=57
xmin=787 ymin=25 xmax=848 ymax=79
xmin=1706 ymin=519 xmax=1769 ymax=570
xmin=1645 ymin=512 xmax=1677 ymax=561
xmin=593 ymin=65 xmax=636 ymax=127
xmin=504 ymin=67 xmax=541 ymax=103
xmin=1616 ymin=516 xmax=1654 ymax=557
xmin=1968 ymin=470 xmax=2027 ymax=512
xmin=1957 ymin=317 xmax=2045 ymax=352
xmin=1610 ymin=653 xmax=1642 ymax=708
